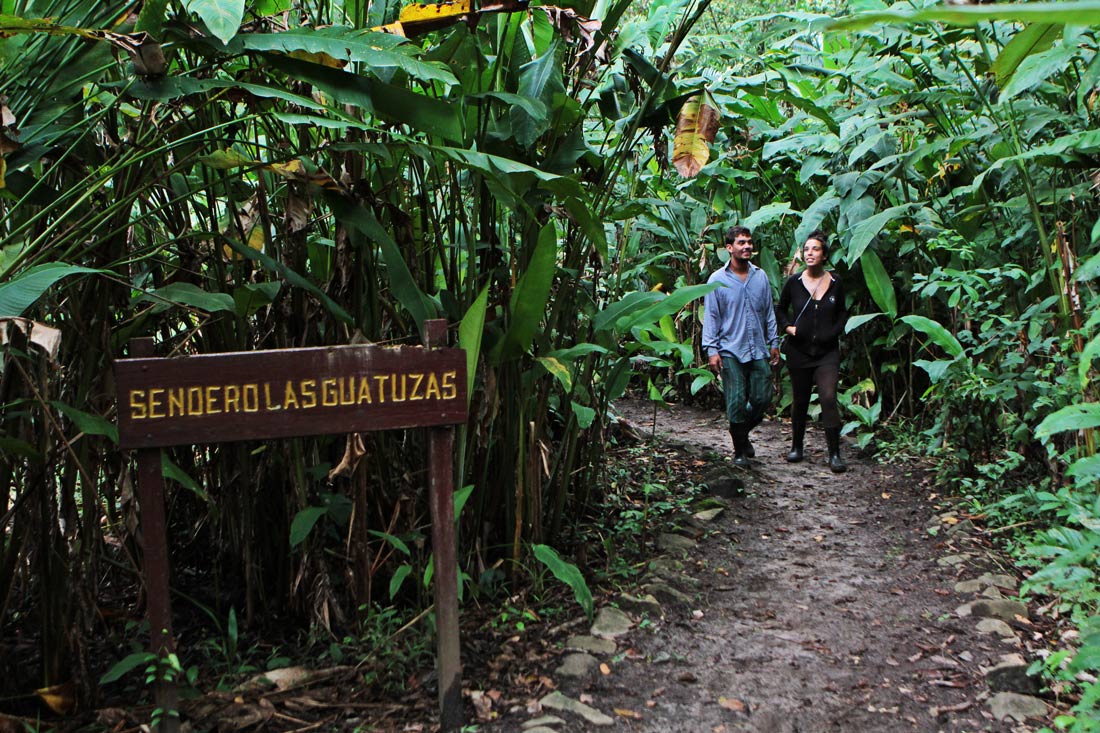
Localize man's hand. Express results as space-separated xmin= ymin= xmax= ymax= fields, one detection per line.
xmin=708 ymin=354 xmax=721 ymax=372
xmin=769 ymin=347 xmax=780 ymax=367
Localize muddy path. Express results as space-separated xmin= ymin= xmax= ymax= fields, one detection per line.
xmin=484 ymin=400 xmax=1047 ymax=732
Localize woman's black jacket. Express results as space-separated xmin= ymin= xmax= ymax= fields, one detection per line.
xmin=775 ymin=272 xmax=847 ymax=367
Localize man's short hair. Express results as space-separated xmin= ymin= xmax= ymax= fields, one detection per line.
xmin=725 ymin=225 xmax=752 ymax=244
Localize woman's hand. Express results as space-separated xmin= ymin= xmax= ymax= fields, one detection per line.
xmin=785 ymin=325 xmax=797 ymax=336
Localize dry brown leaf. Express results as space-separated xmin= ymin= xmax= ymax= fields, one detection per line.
xmin=599 ymin=663 xmax=611 ymax=675
xmin=469 ymin=690 xmax=493 ymax=721
xmin=35 ymin=681 xmax=76 ymax=715
xmin=717 ymin=696 xmax=745 ymax=712
xmin=614 ymin=707 xmax=643 ymax=719
xmin=672 ymin=95 xmax=719 ymax=178
xmin=327 ymin=433 xmax=367 ymax=480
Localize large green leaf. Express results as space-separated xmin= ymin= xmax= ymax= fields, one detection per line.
xmin=51 ymin=402 xmax=118 ymax=444
xmin=237 ymin=28 xmax=457 ymax=86
xmin=140 ymin=282 xmax=236 ymax=314
xmin=222 ymin=237 xmax=352 ymax=325
xmin=593 ymin=291 xmax=665 ymax=333
xmin=267 ymin=56 xmax=465 ymax=142
xmin=289 ymin=507 xmax=328 ymax=547
xmin=332 ymin=199 xmax=436 ymax=332
xmin=1036 ymin=403 xmax=1100 ymax=440
xmin=458 ymin=286 xmax=489 ymax=402
xmin=743 ymin=202 xmax=794 ymax=231
xmin=1066 ymin=455 xmax=1100 ymax=483
xmin=999 ymin=42 xmax=1076 ymax=102
xmin=992 ymin=23 xmax=1062 ymax=89
xmin=614 ymin=282 xmax=720 ymax=336
xmin=845 ymin=312 xmax=883 ymax=334
xmin=900 ymin=315 xmax=964 ymax=359
xmin=187 ymin=0 xmax=245 ymax=45
xmin=531 ymin=543 xmax=593 ymax=621
xmin=832 ymin=1 xmax=1100 ymax=30
xmin=860 ymin=249 xmax=896 ymax=319
xmin=493 ymin=222 xmax=559 ymax=362
xmin=512 ymin=41 xmax=563 ymax=147
xmin=0 ymin=264 xmax=103 ymax=317
xmin=844 ymin=204 xmax=914 ymax=267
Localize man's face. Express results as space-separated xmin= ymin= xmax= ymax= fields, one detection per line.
xmin=727 ymin=234 xmax=754 ymax=262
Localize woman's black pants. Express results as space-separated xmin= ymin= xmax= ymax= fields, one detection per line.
xmin=789 ymin=362 xmax=840 ymax=429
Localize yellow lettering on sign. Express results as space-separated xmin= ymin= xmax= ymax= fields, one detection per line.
xmin=409 ymin=372 xmax=425 ymax=401
xmin=321 ymin=378 xmax=337 ymax=407
xmin=442 ymin=370 xmax=457 ymax=400
xmin=264 ymin=383 xmax=281 ymax=410
xmin=168 ymin=388 xmax=186 ymax=417
xmin=336 ymin=377 xmax=353 ymax=406
xmin=148 ymin=388 xmax=165 ymax=419
xmin=130 ymin=390 xmax=147 ymax=420
xmin=357 ymin=376 xmax=372 ymax=404
xmin=188 ymin=386 xmax=203 ymax=415
xmin=224 ymin=384 xmax=241 ymax=413
xmin=425 ymin=373 xmax=441 ymax=400
xmin=300 ymin=379 xmax=317 ymax=409
xmin=374 ymin=375 xmax=388 ymax=403
xmin=283 ymin=381 xmax=300 ymax=409
xmin=243 ymin=384 xmax=259 ymax=412
xmin=392 ymin=373 xmax=407 ymax=402
xmin=205 ymin=385 xmax=221 ymax=414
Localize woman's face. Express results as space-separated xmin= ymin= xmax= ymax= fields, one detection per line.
xmin=803 ymin=238 xmax=826 ymax=266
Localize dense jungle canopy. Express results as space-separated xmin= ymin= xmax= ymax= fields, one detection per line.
xmin=3 ymin=0 xmax=1100 ymax=729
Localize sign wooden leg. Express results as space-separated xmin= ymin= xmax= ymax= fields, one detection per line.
xmin=430 ymin=425 xmax=462 ymax=730
xmin=131 ymin=338 xmax=179 ymax=733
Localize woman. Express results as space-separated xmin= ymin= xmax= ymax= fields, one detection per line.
xmin=775 ymin=230 xmax=848 ymax=472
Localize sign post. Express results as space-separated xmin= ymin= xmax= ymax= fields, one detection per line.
xmin=115 ymin=321 xmax=467 ymax=730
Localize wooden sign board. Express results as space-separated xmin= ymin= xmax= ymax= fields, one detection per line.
xmin=115 ymin=344 xmax=467 ymax=449
xmin=115 ymin=326 xmax=466 ymax=731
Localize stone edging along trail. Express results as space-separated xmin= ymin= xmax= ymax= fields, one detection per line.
xmin=482 ymin=399 xmax=1053 ymax=733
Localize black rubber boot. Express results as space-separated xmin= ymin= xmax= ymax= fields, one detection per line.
xmin=825 ymin=427 xmax=847 ymax=473
xmin=787 ymin=420 xmax=805 ymax=463
xmin=729 ymin=424 xmax=751 ymax=468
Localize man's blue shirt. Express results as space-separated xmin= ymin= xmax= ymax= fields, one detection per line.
xmin=702 ymin=262 xmax=778 ymax=363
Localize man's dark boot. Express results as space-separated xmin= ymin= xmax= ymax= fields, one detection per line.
xmin=787 ymin=420 xmax=805 ymax=463
xmin=825 ymin=427 xmax=847 ymax=473
xmin=729 ymin=424 xmax=751 ymax=468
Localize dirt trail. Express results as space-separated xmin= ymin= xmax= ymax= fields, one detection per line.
xmin=521 ymin=400 xmax=1041 ymax=733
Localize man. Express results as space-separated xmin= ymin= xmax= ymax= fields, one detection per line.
xmin=702 ymin=225 xmax=780 ymax=467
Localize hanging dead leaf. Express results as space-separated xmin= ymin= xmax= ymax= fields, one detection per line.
xmin=328 ymin=434 xmax=367 ymax=480
xmin=672 ymin=94 xmax=719 ymax=178
xmin=35 ymin=681 xmax=76 ymax=715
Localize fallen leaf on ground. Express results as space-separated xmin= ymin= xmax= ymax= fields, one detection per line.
xmin=614 ymin=708 xmax=643 ymax=719
xmin=600 ymin=663 xmax=611 ymax=676
xmin=469 ymin=691 xmax=493 ymax=721
xmin=718 ymin=696 xmax=745 ymax=712
xmin=881 ymin=492 xmax=891 ymax=499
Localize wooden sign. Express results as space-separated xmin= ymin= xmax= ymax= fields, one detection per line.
xmin=115 ymin=322 xmax=466 ymax=732
xmin=115 ymin=344 xmax=466 ymax=449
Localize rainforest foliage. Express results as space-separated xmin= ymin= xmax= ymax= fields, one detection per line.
xmin=2 ymin=0 xmax=1100 ymax=727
